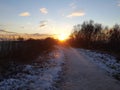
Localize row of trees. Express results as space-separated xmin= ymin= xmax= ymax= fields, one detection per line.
xmin=68 ymin=20 xmax=120 ymax=53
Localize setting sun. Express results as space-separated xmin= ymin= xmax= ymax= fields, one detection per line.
xmin=58 ymin=34 xmax=68 ymax=41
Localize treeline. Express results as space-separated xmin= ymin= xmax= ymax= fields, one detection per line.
xmin=68 ymin=20 xmax=120 ymax=54
xmin=0 ymin=37 xmax=57 ymax=65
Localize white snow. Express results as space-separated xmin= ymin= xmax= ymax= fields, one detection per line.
xmin=0 ymin=47 xmax=64 ymax=90
xmin=77 ymin=48 xmax=120 ymax=76
xmin=1 ymin=47 xmax=119 ymax=90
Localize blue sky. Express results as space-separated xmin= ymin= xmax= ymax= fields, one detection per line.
xmin=0 ymin=0 xmax=120 ymax=35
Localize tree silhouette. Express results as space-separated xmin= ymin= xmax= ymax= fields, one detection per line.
xmin=69 ymin=20 xmax=120 ymax=53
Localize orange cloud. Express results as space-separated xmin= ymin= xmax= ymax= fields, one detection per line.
xmin=67 ymin=11 xmax=85 ymax=18
xmin=19 ymin=12 xmax=30 ymax=17
xmin=40 ymin=8 xmax=48 ymax=14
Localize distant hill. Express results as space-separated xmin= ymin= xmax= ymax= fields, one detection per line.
xmin=0 ymin=30 xmax=17 ymax=35
xmin=0 ymin=30 xmax=55 ymax=41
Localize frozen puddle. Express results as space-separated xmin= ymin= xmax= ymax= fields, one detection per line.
xmin=0 ymin=48 xmax=64 ymax=90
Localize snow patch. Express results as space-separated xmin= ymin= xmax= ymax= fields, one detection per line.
xmin=0 ymin=47 xmax=64 ymax=90
xmin=77 ymin=49 xmax=120 ymax=77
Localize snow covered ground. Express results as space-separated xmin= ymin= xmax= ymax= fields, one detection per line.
xmin=0 ymin=47 xmax=64 ymax=90
xmin=0 ymin=47 xmax=119 ymax=90
xmin=77 ymin=48 xmax=120 ymax=79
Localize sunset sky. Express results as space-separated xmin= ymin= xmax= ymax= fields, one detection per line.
xmin=0 ymin=0 xmax=120 ymax=35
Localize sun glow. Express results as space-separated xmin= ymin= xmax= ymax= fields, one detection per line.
xmin=58 ymin=34 xmax=68 ymax=41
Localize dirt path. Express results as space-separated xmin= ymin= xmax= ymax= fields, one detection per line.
xmin=60 ymin=48 xmax=120 ymax=90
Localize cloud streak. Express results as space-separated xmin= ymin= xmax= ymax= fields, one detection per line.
xmin=19 ymin=12 xmax=30 ymax=17
xmin=39 ymin=21 xmax=48 ymax=28
xmin=70 ymin=3 xmax=77 ymax=9
xmin=118 ymin=3 xmax=120 ymax=6
xmin=40 ymin=8 xmax=48 ymax=14
xmin=67 ymin=11 xmax=85 ymax=18
xmin=117 ymin=1 xmax=120 ymax=7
